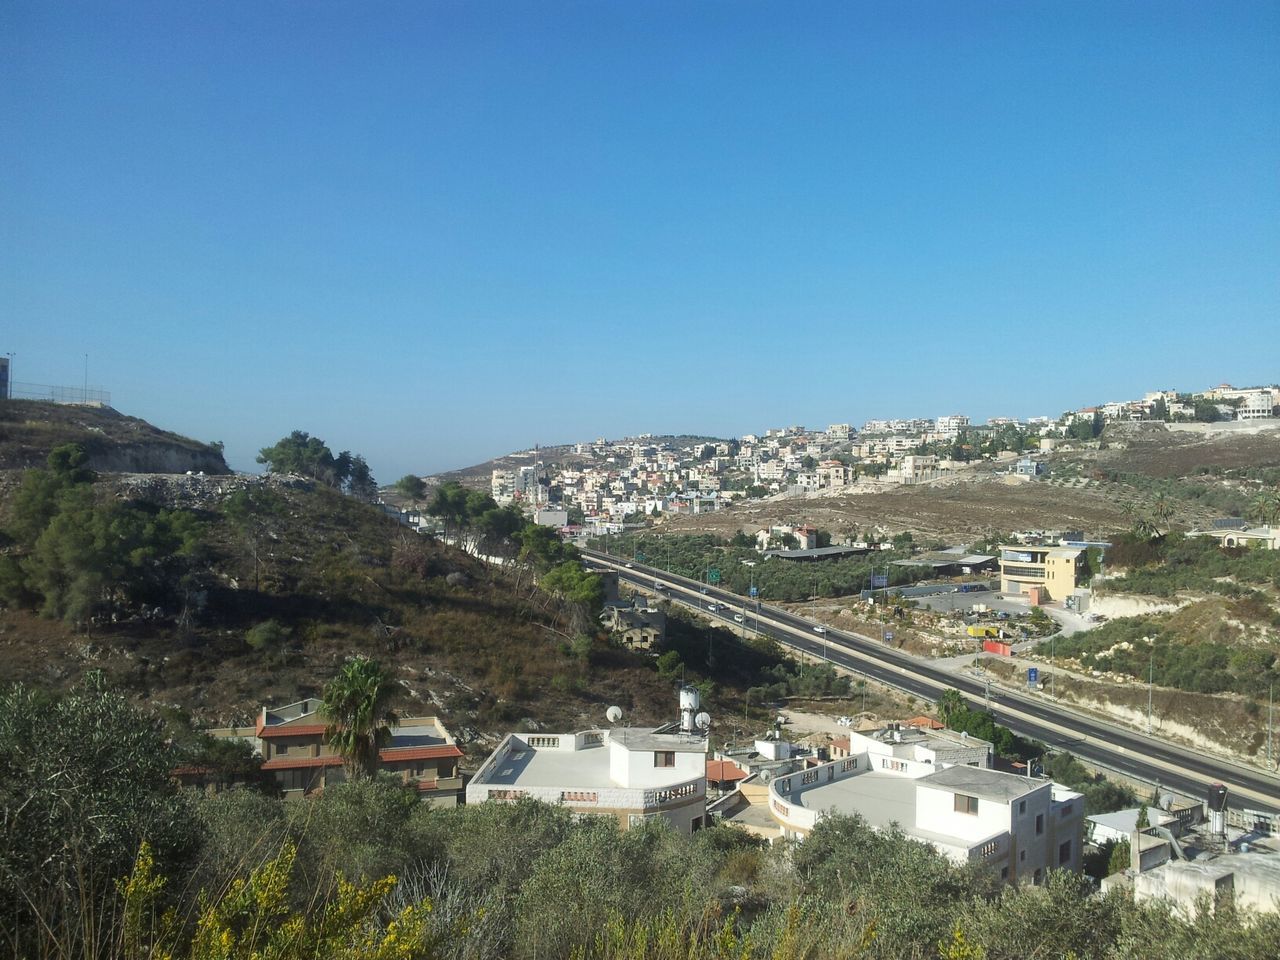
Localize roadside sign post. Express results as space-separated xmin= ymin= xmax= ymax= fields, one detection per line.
xmin=1027 ymin=667 xmax=1039 ymax=690
xmin=708 ymin=568 xmax=720 ymax=585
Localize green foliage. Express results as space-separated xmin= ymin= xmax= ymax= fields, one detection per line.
xmin=1108 ymin=838 xmax=1132 ymax=875
xmin=1053 ymin=614 xmax=1280 ymax=699
xmin=245 ymin=618 xmax=291 ymax=659
xmin=1042 ymin=752 xmax=1137 ymax=815
xmin=1 ymin=459 xmax=209 ymax=624
xmin=593 ymin=533 xmax=925 ymax=602
xmin=0 ymin=675 xmax=195 ymax=951
xmin=321 ymin=656 xmax=401 ymax=780
xmin=256 ymin=430 xmax=376 ymax=497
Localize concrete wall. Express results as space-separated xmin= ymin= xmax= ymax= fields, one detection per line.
xmin=917 ymin=784 xmax=1020 ymax=845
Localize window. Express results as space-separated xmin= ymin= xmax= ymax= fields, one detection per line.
xmin=1020 ymin=850 xmax=1026 ymax=862
xmin=1035 ymin=814 xmax=1044 ymax=835
xmin=1060 ymin=803 xmax=1073 ymax=817
xmin=654 ymin=751 xmax=675 ymax=768
xmin=954 ymin=794 xmax=979 ymax=816
xmin=1059 ymin=840 xmax=1071 ymax=865
xmin=1000 ymin=867 xmax=1009 ymax=881
xmin=1033 ymin=868 xmax=1043 ymax=885
xmin=1018 ymin=800 xmax=1026 ymax=815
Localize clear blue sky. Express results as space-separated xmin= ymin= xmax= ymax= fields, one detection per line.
xmin=3 ymin=1 xmax=1277 ymax=479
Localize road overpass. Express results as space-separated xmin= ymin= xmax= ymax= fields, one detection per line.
xmin=584 ymin=549 xmax=1280 ymax=818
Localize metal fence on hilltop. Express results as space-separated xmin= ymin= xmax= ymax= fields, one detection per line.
xmin=6 ymin=381 xmax=112 ymax=405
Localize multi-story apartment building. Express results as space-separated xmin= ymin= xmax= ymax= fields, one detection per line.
xmin=998 ymin=545 xmax=1086 ymax=602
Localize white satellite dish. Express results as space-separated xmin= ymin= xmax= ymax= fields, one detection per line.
xmin=606 ymin=705 xmax=623 ymax=724
xmin=695 ymin=711 xmax=712 ymax=731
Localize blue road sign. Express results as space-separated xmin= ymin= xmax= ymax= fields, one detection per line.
xmin=1027 ymin=667 xmax=1039 ymax=685
xmin=871 ymin=574 xmax=889 ymax=588
xmin=884 ymin=631 xmax=894 ymax=642
xmin=749 ymin=586 xmax=758 ymax=598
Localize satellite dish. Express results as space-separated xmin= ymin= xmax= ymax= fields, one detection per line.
xmin=606 ymin=705 xmax=623 ymax=724
xmin=695 ymin=711 xmax=711 ymax=730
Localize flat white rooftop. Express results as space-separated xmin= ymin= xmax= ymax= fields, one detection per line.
xmin=476 ymin=740 xmax=615 ymax=789
xmin=791 ymin=770 xmax=1001 ymax=850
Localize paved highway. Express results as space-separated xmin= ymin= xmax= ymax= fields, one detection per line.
xmin=585 ymin=549 xmax=1280 ymax=817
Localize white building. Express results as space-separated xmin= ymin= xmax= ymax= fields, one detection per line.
xmin=765 ymin=749 xmax=1082 ymax=885
xmin=935 ymin=415 xmax=970 ymax=438
xmin=1203 ymin=387 xmax=1275 ymax=420
xmin=826 ymin=423 xmax=852 ymax=440
xmin=467 ymin=688 xmax=712 ymax=834
xmin=491 ymin=469 xmax=516 ymax=505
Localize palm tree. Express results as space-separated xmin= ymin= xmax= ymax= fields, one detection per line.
xmin=321 ymin=656 xmax=400 ymax=780
xmin=1252 ymin=490 xmax=1280 ymax=527
xmin=1150 ymin=494 xmax=1174 ymax=534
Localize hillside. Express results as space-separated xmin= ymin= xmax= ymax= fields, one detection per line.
xmin=0 ymin=450 xmax=839 ymax=759
xmin=0 ymin=399 xmax=228 ymax=474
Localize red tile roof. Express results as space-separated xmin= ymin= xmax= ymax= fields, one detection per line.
xmin=907 ymin=716 xmax=945 ymax=730
xmin=706 ymin=759 xmax=747 ymax=783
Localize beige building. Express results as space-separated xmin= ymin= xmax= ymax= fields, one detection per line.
xmin=999 ymin=545 xmax=1085 ymax=602
xmin=212 ymin=698 xmax=464 ymax=805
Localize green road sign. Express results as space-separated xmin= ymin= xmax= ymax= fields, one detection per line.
xmin=635 ymin=552 xmax=646 ymax=563
xmin=708 ymin=569 xmax=721 ymax=584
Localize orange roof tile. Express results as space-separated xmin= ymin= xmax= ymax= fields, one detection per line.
xmin=907 ymin=716 xmax=945 ymax=730
xmin=706 ymin=759 xmax=747 ymax=782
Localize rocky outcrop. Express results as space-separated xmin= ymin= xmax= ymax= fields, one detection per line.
xmin=83 ymin=440 xmax=228 ymax=476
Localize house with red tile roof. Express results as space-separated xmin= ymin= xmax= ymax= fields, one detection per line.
xmin=212 ymin=698 xmax=463 ymax=805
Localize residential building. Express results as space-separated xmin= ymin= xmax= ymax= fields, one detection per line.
xmin=826 ymin=423 xmax=852 ymax=440
xmin=1202 ymin=385 xmax=1276 ymax=420
xmin=1189 ymin=523 xmax=1280 ymax=551
xmin=765 ymin=755 xmax=1082 ymax=884
xmin=935 ymin=415 xmax=970 ymax=438
xmin=534 ymin=506 xmax=569 ymax=527
xmin=466 ymin=687 xmax=712 ymax=833
xmin=601 ymin=603 xmax=666 ymax=652
xmin=998 ymin=545 xmax=1086 ymax=602
xmin=216 ymin=698 xmax=464 ymax=805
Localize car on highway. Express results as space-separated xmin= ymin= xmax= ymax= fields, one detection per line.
xmin=700 ymin=587 xmax=707 ymax=594
xmin=733 ymin=614 xmax=744 ymax=623
xmin=624 ymin=563 xmax=633 ymax=568
xmin=813 ymin=626 xmax=826 ymax=635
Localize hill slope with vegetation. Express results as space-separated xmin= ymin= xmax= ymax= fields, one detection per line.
xmin=0 ymin=399 xmax=229 ymax=474
xmin=0 ymin=432 xmax=838 ymax=745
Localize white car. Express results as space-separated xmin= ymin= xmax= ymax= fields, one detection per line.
xmin=733 ymin=614 xmax=744 ymax=623
xmin=813 ymin=626 xmax=826 ymax=635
